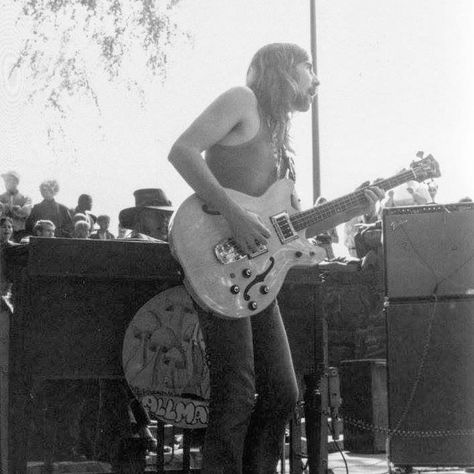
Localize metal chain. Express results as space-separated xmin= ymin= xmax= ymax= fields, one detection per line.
xmin=312 ymin=405 xmax=474 ymax=439
xmin=339 ymin=412 xmax=474 ymax=439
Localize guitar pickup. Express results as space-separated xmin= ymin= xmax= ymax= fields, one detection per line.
xmin=214 ymin=238 xmax=268 ymax=264
xmin=270 ymin=212 xmax=298 ymax=244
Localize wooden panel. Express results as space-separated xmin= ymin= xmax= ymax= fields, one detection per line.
xmin=27 ymin=237 xmax=181 ymax=280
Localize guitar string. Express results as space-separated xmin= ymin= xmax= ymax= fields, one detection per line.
xmin=290 ymin=169 xmax=418 ymax=231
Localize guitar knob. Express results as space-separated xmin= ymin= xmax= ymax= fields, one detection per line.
xmin=230 ymin=285 xmax=240 ymax=294
xmin=242 ymin=268 xmax=252 ymax=278
xmin=260 ymin=285 xmax=269 ymax=294
xmin=248 ymin=301 xmax=258 ymax=311
xmin=295 ymin=251 xmax=303 ymax=258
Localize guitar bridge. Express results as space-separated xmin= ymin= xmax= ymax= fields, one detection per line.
xmin=214 ymin=238 xmax=268 ymax=264
xmin=270 ymin=212 xmax=298 ymax=244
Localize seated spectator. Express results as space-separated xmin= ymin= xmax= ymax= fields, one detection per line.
xmin=72 ymin=194 xmax=96 ymax=230
xmin=33 ymin=220 xmax=56 ymax=238
xmin=117 ymin=224 xmax=128 ymax=239
xmin=72 ymin=213 xmax=88 ymax=225
xmin=0 ymin=218 xmax=13 ymax=247
xmin=118 ymin=189 xmax=174 ymax=242
xmin=90 ymin=215 xmax=115 ymax=240
xmin=73 ymin=220 xmax=91 ymax=239
xmin=0 ymin=171 xmax=32 ymax=242
xmin=26 ymin=179 xmax=73 ymax=238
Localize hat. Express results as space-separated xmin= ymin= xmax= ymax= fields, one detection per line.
xmin=119 ymin=188 xmax=174 ymax=228
xmin=1 ymin=170 xmax=20 ymax=182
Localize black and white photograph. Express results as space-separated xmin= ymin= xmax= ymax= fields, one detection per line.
xmin=0 ymin=1 xmax=473 ymax=473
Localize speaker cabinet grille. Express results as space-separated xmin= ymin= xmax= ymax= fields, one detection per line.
xmin=387 ymin=299 xmax=474 ymax=466
xmin=383 ymin=203 xmax=474 ymax=299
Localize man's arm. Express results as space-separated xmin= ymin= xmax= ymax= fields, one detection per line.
xmin=168 ymin=86 xmax=270 ymax=255
xmin=12 ymin=195 xmax=32 ymax=218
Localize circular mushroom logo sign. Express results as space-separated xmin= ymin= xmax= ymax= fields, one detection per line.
xmin=123 ymin=286 xmax=209 ymax=428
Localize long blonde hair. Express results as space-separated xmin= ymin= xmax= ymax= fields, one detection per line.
xmin=247 ymin=43 xmax=309 ymax=151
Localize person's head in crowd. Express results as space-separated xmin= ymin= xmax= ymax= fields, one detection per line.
xmin=459 ymin=196 xmax=473 ymax=203
xmin=119 ymin=188 xmax=174 ymax=241
xmin=1 ymin=170 xmax=20 ymax=194
xmin=135 ymin=208 xmax=172 ymax=241
xmin=73 ymin=220 xmax=90 ymax=239
xmin=76 ymin=194 xmax=93 ymax=212
xmin=97 ymin=214 xmax=110 ymax=231
xmin=39 ymin=179 xmax=60 ymax=201
xmin=72 ymin=213 xmax=88 ymax=224
xmin=0 ymin=217 xmax=13 ymax=244
xmin=117 ymin=224 xmax=128 ymax=239
xmin=33 ymin=219 xmax=56 ymax=238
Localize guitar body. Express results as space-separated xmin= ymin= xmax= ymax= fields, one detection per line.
xmin=169 ymin=179 xmax=326 ymax=319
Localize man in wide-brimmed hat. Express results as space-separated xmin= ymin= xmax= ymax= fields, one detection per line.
xmin=119 ymin=188 xmax=174 ymax=242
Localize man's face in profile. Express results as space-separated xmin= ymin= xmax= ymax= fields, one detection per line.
xmin=40 ymin=224 xmax=56 ymax=238
xmin=136 ymin=209 xmax=172 ymax=241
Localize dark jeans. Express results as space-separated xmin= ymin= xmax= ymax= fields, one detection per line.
xmin=197 ymin=300 xmax=298 ymax=474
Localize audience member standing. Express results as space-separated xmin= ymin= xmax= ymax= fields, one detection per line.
xmin=72 ymin=194 xmax=96 ymax=230
xmin=90 ymin=215 xmax=115 ymax=240
xmin=26 ymin=179 xmax=73 ymax=238
xmin=0 ymin=171 xmax=32 ymax=242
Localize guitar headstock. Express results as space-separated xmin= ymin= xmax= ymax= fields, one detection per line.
xmin=410 ymin=152 xmax=441 ymax=182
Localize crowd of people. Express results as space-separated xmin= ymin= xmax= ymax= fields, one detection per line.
xmin=0 ymin=170 xmax=176 ymax=250
xmin=0 ymin=171 xmax=117 ymax=243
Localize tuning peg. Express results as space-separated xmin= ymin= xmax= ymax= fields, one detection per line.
xmin=416 ymin=151 xmax=424 ymax=159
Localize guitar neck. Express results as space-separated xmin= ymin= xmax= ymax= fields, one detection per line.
xmin=290 ymin=168 xmax=416 ymax=232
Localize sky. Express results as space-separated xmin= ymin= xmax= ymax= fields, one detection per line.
xmin=0 ymin=0 xmax=473 ymax=239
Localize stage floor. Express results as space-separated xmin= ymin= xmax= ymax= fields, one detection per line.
xmin=325 ymin=451 xmax=472 ymax=474
xmin=25 ymin=452 xmax=473 ymax=473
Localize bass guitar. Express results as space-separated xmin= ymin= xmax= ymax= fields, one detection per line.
xmin=169 ymin=155 xmax=440 ymax=319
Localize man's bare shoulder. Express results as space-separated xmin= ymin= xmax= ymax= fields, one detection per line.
xmin=215 ymin=86 xmax=257 ymax=110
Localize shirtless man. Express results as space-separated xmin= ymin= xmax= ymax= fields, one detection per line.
xmin=168 ymin=43 xmax=383 ymax=474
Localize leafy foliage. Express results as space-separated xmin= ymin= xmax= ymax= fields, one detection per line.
xmin=13 ymin=0 xmax=186 ymax=114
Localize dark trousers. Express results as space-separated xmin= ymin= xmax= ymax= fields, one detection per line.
xmin=197 ymin=300 xmax=298 ymax=474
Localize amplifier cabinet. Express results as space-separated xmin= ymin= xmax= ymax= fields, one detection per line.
xmin=382 ymin=203 xmax=474 ymax=300
xmin=8 ymin=238 xmax=182 ymax=473
xmin=386 ymin=299 xmax=474 ymax=466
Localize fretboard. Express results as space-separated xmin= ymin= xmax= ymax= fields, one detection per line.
xmin=290 ymin=169 xmax=416 ymax=232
